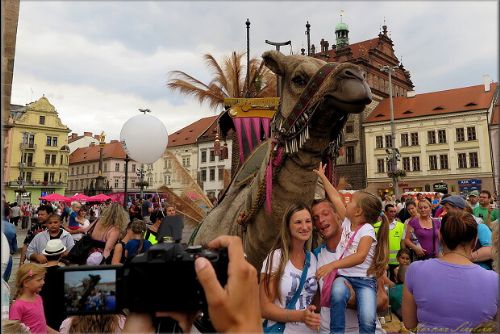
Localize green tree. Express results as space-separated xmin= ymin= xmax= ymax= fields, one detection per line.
xmin=167 ymin=51 xmax=276 ymax=111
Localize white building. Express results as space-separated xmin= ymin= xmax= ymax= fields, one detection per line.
xmin=67 ymin=132 xmax=100 ymax=153
xmin=364 ymin=81 xmax=498 ymax=198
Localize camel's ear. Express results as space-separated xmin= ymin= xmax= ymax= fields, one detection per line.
xmin=262 ymin=50 xmax=285 ymax=76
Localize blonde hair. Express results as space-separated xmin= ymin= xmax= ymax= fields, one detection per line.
xmin=98 ymin=202 xmax=129 ymax=231
xmin=15 ymin=263 xmax=46 ymax=298
xmin=356 ymin=191 xmax=389 ymax=278
xmin=264 ymin=202 xmax=312 ymax=299
xmin=68 ymin=315 xmax=121 ymax=333
xmin=2 ymin=320 xmax=31 ymax=334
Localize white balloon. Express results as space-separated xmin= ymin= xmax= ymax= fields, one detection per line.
xmin=120 ymin=114 xmax=168 ymax=163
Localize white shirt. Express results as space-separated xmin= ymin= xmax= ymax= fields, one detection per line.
xmin=315 ymin=244 xmax=385 ymax=334
xmin=261 ymin=249 xmax=318 ymax=334
xmin=337 ymin=218 xmax=377 ymax=277
xmin=71 ymin=219 xmax=90 ymax=241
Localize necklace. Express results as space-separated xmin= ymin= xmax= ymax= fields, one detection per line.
xmin=443 ymin=251 xmax=471 ymax=261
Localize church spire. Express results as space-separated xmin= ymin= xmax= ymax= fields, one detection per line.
xmin=335 ymin=10 xmax=349 ymax=50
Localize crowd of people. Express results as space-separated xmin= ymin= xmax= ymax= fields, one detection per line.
xmin=1 ymin=173 xmax=499 ymax=333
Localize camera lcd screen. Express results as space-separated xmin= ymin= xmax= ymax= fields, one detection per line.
xmin=64 ymin=268 xmax=118 ymax=314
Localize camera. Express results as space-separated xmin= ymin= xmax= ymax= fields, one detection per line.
xmin=61 ymin=242 xmax=228 ymax=315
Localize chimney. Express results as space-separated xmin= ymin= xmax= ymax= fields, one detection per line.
xmin=71 ymin=133 xmax=77 ymax=139
xmin=84 ymin=132 xmax=92 ymax=137
xmin=407 ymin=91 xmax=416 ymax=98
xmin=483 ymin=74 xmax=491 ymax=92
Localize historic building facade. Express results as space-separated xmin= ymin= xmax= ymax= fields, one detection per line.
xmin=68 ymin=131 xmax=101 ymax=153
xmin=311 ymin=22 xmax=414 ymax=189
xmin=4 ymin=97 xmax=71 ymax=202
xmin=67 ymin=140 xmax=142 ymax=196
xmin=364 ymin=82 xmax=498 ymax=198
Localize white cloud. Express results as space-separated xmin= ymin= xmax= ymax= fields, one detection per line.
xmin=11 ymin=1 xmax=498 ymax=139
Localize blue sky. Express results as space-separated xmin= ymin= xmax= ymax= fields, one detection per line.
xmin=11 ymin=1 xmax=498 ymax=140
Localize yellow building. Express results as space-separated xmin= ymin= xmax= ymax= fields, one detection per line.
xmin=3 ymin=96 xmax=70 ymax=203
xmin=364 ymin=82 xmax=498 ymax=198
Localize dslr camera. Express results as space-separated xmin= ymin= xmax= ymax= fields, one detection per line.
xmin=60 ymin=242 xmax=228 ymax=315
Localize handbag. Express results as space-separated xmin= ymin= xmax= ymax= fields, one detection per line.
xmin=66 ymin=222 xmax=98 ymax=265
xmin=320 ymin=223 xmax=365 ymax=307
xmin=262 ymin=251 xmax=311 ymax=334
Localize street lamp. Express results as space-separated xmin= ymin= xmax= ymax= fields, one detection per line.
xmin=380 ymin=65 xmax=400 ymax=199
xmin=120 ymin=109 xmax=168 ymax=206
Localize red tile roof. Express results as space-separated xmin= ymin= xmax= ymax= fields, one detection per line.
xmin=69 ymin=141 xmax=126 ymax=164
xmin=168 ymin=116 xmax=218 ymax=147
xmin=365 ymin=83 xmax=498 ymax=123
xmin=319 ymin=38 xmax=380 ymax=60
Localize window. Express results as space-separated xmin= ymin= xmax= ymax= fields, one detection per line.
xmin=201 ymin=169 xmax=207 ymax=182
xmin=402 ymin=157 xmax=411 ymax=171
xmin=376 ymin=136 xmax=383 ymax=149
xmin=22 ymin=133 xmax=35 ymax=147
xmin=429 ymin=155 xmax=438 ymax=170
xmin=60 ymin=155 xmax=63 ymax=165
xmin=115 ymin=163 xmax=119 ymax=172
xmin=45 ymin=154 xmax=50 ymax=165
xmin=201 ymin=150 xmax=207 ymax=163
xmin=218 ymin=167 xmax=224 ymax=181
xmin=410 ymin=132 xmax=419 ymax=146
xmin=71 ymin=167 xmax=74 ymax=175
xmin=43 ymin=172 xmax=55 ymax=182
xmin=387 ymin=160 xmax=394 ymax=172
xmin=469 ymin=152 xmax=478 ymax=168
xmin=165 ymin=175 xmax=171 ymax=185
xmin=50 ymin=154 xmax=56 ymax=165
xmin=209 ymin=168 xmax=215 ymax=181
xmin=412 ymin=156 xmax=420 ymax=171
xmin=438 ymin=130 xmax=447 ymax=143
xmin=39 ymin=116 xmax=45 ymax=125
xmin=377 ymin=159 xmax=385 ymax=173
xmin=46 ymin=136 xmax=52 ymax=146
xmin=345 ymin=123 xmax=354 ymax=134
xmin=114 ymin=179 xmax=119 ymax=188
xmin=427 ymin=130 xmax=436 ymax=144
xmin=401 ymin=133 xmax=409 ymax=147
xmin=182 ymin=156 xmax=190 ymax=167
xmin=385 ymin=135 xmax=393 ymax=148
xmin=458 ymin=153 xmax=467 ymax=168
xmin=440 ymin=155 xmax=449 ymax=169
xmin=346 ymin=146 xmax=355 ymax=164
xmin=467 ymin=127 xmax=476 ymax=141
xmin=104 ymin=163 xmax=107 ymax=172
xmin=52 ymin=137 xmax=58 ymax=147
xmin=209 ymin=150 xmax=215 ymax=162
xmin=456 ymin=128 xmax=465 ymax=142
xmin=132 ymin=164 xmax=136 ymax=172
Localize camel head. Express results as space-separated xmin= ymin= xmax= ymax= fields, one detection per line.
xmin=262 ymin=50 xmax=372 ymax=155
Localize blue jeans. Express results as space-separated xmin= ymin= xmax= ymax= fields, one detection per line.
xmin=330 ymin=275 xmax=377 ymax=334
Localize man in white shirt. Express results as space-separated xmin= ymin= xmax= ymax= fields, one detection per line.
xmin=311 ymin=198 xmax=387 ymax=334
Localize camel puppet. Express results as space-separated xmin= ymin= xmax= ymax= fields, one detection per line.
xmin=192 ymin=51 xmax=372 ymax=270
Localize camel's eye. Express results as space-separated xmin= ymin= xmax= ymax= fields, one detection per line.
xmin=292 ymin=75 xmax=308 ymax=87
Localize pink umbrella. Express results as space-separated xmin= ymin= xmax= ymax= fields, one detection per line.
xmin=69 ymin=193 xmax=91 ymax=202
xmin=39 ymin=193 xmax=70 ymax=202
xmin=87 ymin=194 xmax=112 ymax=202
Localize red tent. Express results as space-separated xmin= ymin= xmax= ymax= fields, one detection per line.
xmin=39 ymin=193 xmax=69 ymax=202
xmin=69 ymin=193 xmax=91 ymax=202
xmin=87 ymin=194 xmax=112 ymax=202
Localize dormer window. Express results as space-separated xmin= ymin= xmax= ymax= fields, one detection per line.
xmin=403 ymin=110 xmax=413 ymax=114
xmin=433 ymin=106 xmax=444 ymax=111
xmin=465 ymin=102 xmax=477 ymax=107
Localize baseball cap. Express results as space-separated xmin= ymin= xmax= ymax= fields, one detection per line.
xmin=441 ymin=195 xmax=466 ymax=209
xmin=468 ymin=190 xmax=480 ymax=197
